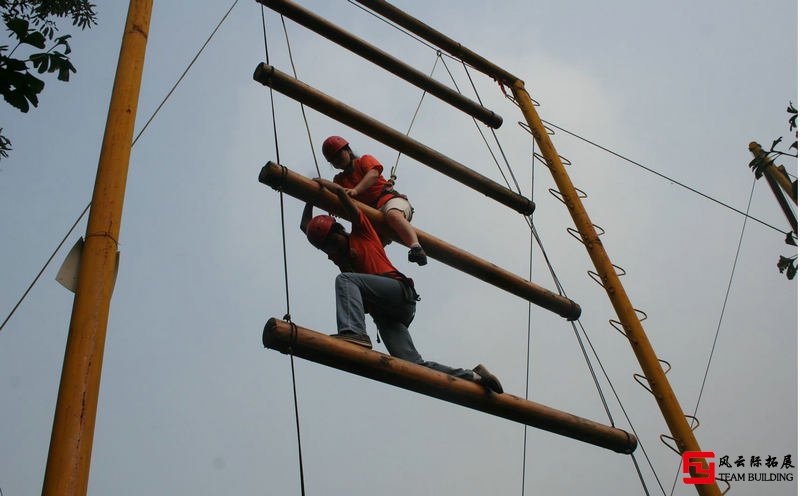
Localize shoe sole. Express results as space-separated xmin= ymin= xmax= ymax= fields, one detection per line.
xmin=332 ymin=335 xmax=373 ymax=350
xmin=473 ymin=364 xmax=503 ymax=394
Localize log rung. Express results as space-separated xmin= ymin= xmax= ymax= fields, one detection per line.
xmin=258 ymin=162 xmax=581 ymax=320
xmin=263 ymin=318 xmax=638 ymax=454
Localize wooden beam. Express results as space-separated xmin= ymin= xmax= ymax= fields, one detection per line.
xmin=259 ymin=162 xmax=580 ymax=320
xmin=252 ymin=64 xmax=535 ymax=216
xmin=353 ymin=0 xmax=520 ymax=84
xmin=263 ymin=318 xmax=638 ymax=454
xmin=256 ymin=0 xmax=503 ymax=128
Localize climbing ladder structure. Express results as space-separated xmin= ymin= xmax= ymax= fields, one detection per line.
xmin=255 ymin=1 xmax=724 ymax=495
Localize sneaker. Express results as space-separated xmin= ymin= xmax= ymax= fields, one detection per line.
xmin=473 ymin=364 xmax=503 ymax=394
xmin=408 ymin=245 xmax=428 ymax=266
xmin=330 ymin=332 xmax=373 ymax=349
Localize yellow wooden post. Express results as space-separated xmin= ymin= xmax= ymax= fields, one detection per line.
xmin=42 ymin=1 xmax=152 ymax=494
xmin=511 ymin=81 xmax=723 ymax=496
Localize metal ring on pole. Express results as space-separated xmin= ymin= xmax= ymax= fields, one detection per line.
xmin=588 ymin=264 xmax=626 ymax=288
xmin=518 ymin=120 xmax=553 ymax=136
xmin=717 ymin=477 xmax=732 ymax=495
xmin=505 ymin=93 xmax=539 ymax=107
xmin=533 ymin=151 xmax=571 ymax=166
xmin=609 ymin=319 xmax=628 ymax=338
xmin=634 ymin=373 xmax=654 ymax=394
xmin=659 ymin=433 xmax=681 ymax=455
xmin=549 ymin=187 xmax=587 ymax=204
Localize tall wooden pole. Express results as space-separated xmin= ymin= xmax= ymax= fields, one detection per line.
xmin=749 ymin=142 xmax=797 ymax=234
xmin=42 ymin=2 xmax=152 ymax=494
xmin=511 ymin=82 xmax=722 ymax=496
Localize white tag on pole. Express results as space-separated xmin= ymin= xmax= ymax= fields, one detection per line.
xmin=56 ymin=237 xmax=84 ymax=293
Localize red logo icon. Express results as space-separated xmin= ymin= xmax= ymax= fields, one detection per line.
xmin=683 ymin=451 xmax=716 ymax=484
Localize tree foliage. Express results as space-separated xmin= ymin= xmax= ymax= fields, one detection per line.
xmin=772 ymin=104 xmax=798 ymax=280
xmin=0 ymin=0 xmax=97 ymax=159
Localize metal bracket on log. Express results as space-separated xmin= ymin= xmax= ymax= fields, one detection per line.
xmin=259 ymin=162 xmax=580 ymax=320
xmin=264 ymin=318 xmax=637 ymax=454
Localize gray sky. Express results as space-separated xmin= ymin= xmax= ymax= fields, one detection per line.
xmin=0 ymin=1 xmax=797 ymax=495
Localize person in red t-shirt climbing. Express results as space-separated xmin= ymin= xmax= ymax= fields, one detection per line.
xmin=299 ymin=180 xmax=503 ymax=394
xmin=317 ymin=135 xmax=428 ymax=266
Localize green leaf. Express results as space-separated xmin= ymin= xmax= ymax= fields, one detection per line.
xmin=788 ymin=263 xmax=797 ymax=280
xmin=23 ymin=31 xmax=46 ymax=49
xmin=6 ymin=18 xmax=30 ymax=41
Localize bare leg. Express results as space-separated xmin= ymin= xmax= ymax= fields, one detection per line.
xmin=385 ymin=208 xmax=420 ymax=247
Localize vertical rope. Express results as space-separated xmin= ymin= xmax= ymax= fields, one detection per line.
xmin=261 ymin=6 xmax=305 ymax=495
xmin=390 ymin=53 xmax=441 ymax=181
xmin=278 ymin=16 xmax=321 ymax=177
xmin=668 ymin=177 xmax=757 ymax=496
xmin=521 ymin=140 xmax=535 ymax=496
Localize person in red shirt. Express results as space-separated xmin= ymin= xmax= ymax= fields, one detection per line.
xmin=319 ymin=135 xmax=427 ymax=266
xmin=300 ymin=180 xmax=503 ymax=394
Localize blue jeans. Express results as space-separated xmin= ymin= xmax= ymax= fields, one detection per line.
xmin=335 ymin=273 xmax=475 ymax=380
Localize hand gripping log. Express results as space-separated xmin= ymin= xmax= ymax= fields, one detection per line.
xmin=264 ymin=318 xmax=637 ymax=454
xmin=259 ymin=162 xmax=580 ymax=320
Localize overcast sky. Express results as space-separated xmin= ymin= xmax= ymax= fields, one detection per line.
xmin=0 ymin=1 xmax=797 ymax=495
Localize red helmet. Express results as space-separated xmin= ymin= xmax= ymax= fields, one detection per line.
xmin=322 ymin=136 xmax=349 ymax=162
xmin=306 ymin=215 xmax=336 ymax=249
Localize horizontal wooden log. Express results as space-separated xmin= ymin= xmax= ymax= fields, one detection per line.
xmin=263 ymin=318 xmax=638 ymax=454
xmin=252 ymin=63 xmax=535 ymax=216
xmin=259 ymin=162 xmax=580 ymax=320
xmin=353 ymin=0 xmax=520 ymax=84
xmin=256 ymin=0 xmax=502 ymax=128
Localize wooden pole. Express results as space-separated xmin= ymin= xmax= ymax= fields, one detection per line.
xmin=749 ymin=142 xmax=797 ymax=234
xmin=511 ymin=81 xmax=722 ymax=496
xmin=42 ymin=2 xmax=152 ymax=495
xmin=256 ymin=0 xmax=503 ymax=128
xmin=252 ymin=64 xmax=535 ymax=216
xmin=259 ymin=162 xmax=581 ymax=320
xmin=264 ymin=318 xmax=637 ymax=454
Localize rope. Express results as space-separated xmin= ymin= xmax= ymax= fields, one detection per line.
xmin=668 ymin=177 xmax=757 ymax=496
xmin=520 ymin=141 xmax=535 ymax=496
xmin=0 ymin=0 xmax=240 ymax=334
xmin=345 ymin=0 xmax=466 ymax=67
xmin=278 ymin=15 xmax=321 ymax=178
xmin=261 ymin=7 xmax=305 ymax=494
xmin=541 ymin=119 xmax=785 ymax=236
xmin=0 ymin=203 xmax=90 ymax=333
xmin=437 ymin=57 xmax=514 ymax=194
xmin=132 ymin=0 xmax=239 ymax=147
xmin=390 ymin=53 xmax=441 ymax=182
xmin=448 ymin=61 xmax=664 ymax=494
